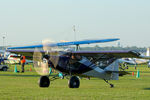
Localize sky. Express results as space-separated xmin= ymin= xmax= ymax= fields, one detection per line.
xmin=0 ymin=0 xmax=150 ymax=47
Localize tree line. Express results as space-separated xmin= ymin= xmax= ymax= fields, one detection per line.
xmin=79 ymin=45 xmax=147 ymax=53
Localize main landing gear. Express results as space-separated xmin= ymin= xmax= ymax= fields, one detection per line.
xmin=38 ymin=76 xmax=113 ymax=88
xmin=38 ymin=75 xmax=80 ymax=88
xmin=38 ymin=76 xmax=50 ymax=87
xmin=68 ymin=76 xmax=80 ymax=88
xmin=104 ymin=79 xmax=114 ymax=88
xmin=38 ymin=72 xmax=63 ymax=87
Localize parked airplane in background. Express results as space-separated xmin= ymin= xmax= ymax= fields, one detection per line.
xmin=118 ymin=48 xmax=150 ymax=66
xmin=5 ymin=54 xmax=20 ymax=64
xmin=7 ymin=38 xmax=150 ymax=88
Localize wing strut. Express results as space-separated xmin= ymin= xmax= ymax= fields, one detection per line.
xmin=75 ymin=44 xmax=80 ymax=51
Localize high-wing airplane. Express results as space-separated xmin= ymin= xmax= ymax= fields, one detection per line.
xmin=118 ymin=48 xmax=150 ymax=66
xmin=7 ymin=38 xmax=150 ymax=88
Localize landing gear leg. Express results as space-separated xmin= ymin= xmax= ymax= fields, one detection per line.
xmin=38 ymin=76 xmax=50 ymax=87
xmin=68 ymin=76 xmax=80 ymax=88
xmin=104 ymin=79 xmax=114 ymax=88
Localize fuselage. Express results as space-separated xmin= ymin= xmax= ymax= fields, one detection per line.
xmin=47 ymin=53 xmax=117 ymax=80
xmin=49 ymin=55 xmax=93 ymax=75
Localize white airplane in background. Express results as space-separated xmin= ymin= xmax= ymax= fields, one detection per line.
xmin=5 ymin=53 xmax=33 ymax=64
xmin=5 ymin=54 xmax=20 ymax=64
xmin=119 ymin=48 xmax=150 ymax=65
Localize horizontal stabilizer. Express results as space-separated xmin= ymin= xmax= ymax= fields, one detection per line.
xmin=106 ymin=71 xmax=130 ymax=76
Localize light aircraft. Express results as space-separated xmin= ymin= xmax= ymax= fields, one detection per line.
xmin=0 ymin=50 xmax=33 ymax=64
xmin=6 ymin=54 xmax=20 ymax=64
xmin=118 ymin=48 xmax=150 ymax=66
xmin=7 ymin=38 xmax=150 ymax=88
xmin=4 ymin=53 xmax=33 ymax=64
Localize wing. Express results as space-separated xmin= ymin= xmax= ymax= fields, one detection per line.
xmin=7 ymin=38 xmax=119 ymax=49
xmin=6 ymin=49 xmax=44 ymax=60
xmin=71 ymin=50 xmax=150 ymax=59
xmin=7 ymin=49 xmax=150 ymax=60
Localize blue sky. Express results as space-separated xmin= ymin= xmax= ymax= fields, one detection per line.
xmin=0 ymin=0 xmax=150 ymax=47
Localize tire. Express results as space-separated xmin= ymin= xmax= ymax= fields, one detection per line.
xmin=38 ymin=76 xmax=50 ymax=87
xmin=68 ymin=76 xmax=80 ymax=88
xmin=2 ymin=67 xmax=7 ymax=71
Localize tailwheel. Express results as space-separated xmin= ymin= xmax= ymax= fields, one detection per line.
xmin=68 ymin=76 xmax=80 ymax=88
xmin=110 ymin=84 xmax=114 ymax=88
xmin=38 ymin=76 xmax=50 ymax=87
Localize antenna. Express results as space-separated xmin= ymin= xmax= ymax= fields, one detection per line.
xmin=3 ymin=36 xmax=5 ymax=50
xmin=73 ymin=25 xmax=80 ymax=51
xmin=2 ymin=33 xmax=6 ymax=51
xmin=73 ymin=25 xmax=76 ymax=41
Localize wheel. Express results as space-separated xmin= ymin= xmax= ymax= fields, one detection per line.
xmin=2 ymin=67 xmax=7 ymax=71
xmin=38 ymin=76 xmax=50 ymax=87
xmin=110 ymin=84 xmax=114 ymax=88
xmin=68 ymin=76 xmax=80 ymax=88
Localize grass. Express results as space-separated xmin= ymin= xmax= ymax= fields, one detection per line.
xmin=0 ymin=64 xmax=150 ymax=100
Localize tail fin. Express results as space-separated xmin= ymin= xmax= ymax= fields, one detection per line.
xmin=104 ymin=60 xmax=119 ymax=80
xmin=146 ymin=48 xmax=150 ymax=56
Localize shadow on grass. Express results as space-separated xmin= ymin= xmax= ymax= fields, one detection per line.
xmin=128 ymin=71 xmax=150 ymax=73
xmin=129 ymin=79 xmax=136 ymax=80
xmin=0 ymin=74 xmax=40 ymax=77
xmin=0 ymin=72 xmax=57 ymax=77
xmin=0 ymin=73 xmax=57 ymax=77
xmin=143 ymin=88 xmax=150 ymax=90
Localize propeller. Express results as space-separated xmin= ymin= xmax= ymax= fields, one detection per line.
xmin=33 ymin=39 xmax=62 ymax=76
xmin=33 ymin=48 xmax=49 ymax=75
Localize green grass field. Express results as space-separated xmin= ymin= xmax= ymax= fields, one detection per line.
xmin=1 ymin=64 xmax=150 ymax=100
